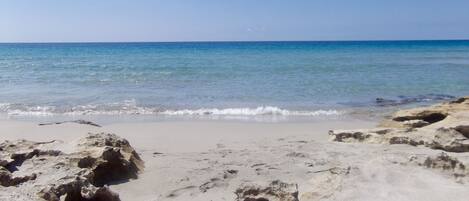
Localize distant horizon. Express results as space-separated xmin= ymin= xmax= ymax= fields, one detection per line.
xmin=1 ymin=38 xmax=469 ymax=44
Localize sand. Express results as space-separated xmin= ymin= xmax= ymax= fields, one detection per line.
xmin=1 ymin=118 xmax=469 ymax=201
xmin=0 ymin=119 xmax=375 ymax=153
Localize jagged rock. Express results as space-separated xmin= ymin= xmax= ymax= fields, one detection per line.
xmin=381 ymin=96 xmax=469 ymax=128
xmin=422 ymin=153 xmax=466 ymax=171
xmin=374 ymin=94 xmax=455 ymax=107
xmin=330 ymin=126 xmax=469 ymax=152
xmin=331 ymin=96 xmax=469 ymax=153
xmin=38 ymin=177 xmax=120 ymax=201
xmin=0 ymin=133 xmax=143 ymax=201
xmin=451 ymin=97 xmax=469 ymax=104
xmin=410 ymin=152 xmax=468 ymax=182
xmin=0 ymin=140 xmax=63 ymax=172
xmin=0 ymin=166 xmax=37 ymax=187
xmin=74 ymin=133 xmax=144 ymax=187
xmin=235 ymin=180 xmax=299 ymax=201
xmin=429 ymin=128 xmax=469 ymax=152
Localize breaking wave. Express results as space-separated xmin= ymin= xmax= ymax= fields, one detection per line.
xmin=160 ymin=107 xmax=341 ymax=116
xmin=0 ymin=103 xmax=342 ymax=117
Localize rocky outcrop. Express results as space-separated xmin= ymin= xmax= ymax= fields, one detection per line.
xmin=235 ymin=180 xmax=299 ymax=201
xmin=0 ymin=166 xmax=37 ymax=187
xmin=330 ymin=96 xmax=469 ymax=153
xmin=409 ymin=152 xmax=468 ymax=182
xmin=0 ymin=133 xmax=143 ymax=201
xmin=381 ymin=96 xmax=469 ymax=129
xmin=374 ymin=94 xmax=455 ymax=107
xmin=38 ymin=177 xmax=121 ymax=201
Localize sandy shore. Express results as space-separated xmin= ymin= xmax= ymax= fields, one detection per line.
xmin=0 ymin=119 xmax=375 ymax=153
xmin=2 ymin=111 xmax=469 ymax=201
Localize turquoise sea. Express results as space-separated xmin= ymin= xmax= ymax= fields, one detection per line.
xmin=0 ymin=41 xmax=468 ymax=120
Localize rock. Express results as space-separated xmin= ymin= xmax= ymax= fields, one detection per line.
xmin=382 ymin=96 xmax=469 ymax=128
xmin=389 ymin=136 xmax=424 ymax=146
xmin=75 ymin=133 xmax=144 ymax=187
xmin=422 ymin=153 xmax=466 ymax=171
xmin=410 ymin=152 xmax=468 ymax=182
xmin=38 ymin=177 xmax=120 ymax=201
xmin=235 ymin=180 xmax=299 ymax=201
xmin=375 ymin=98 xmax=399 ymax=106
xmin=451 ymin=97 xmax=469 ymax=104
xmin=331 ymin=96 xmax=469 ymax=153
xmin=39 ymin=120 xmax=101 ymax=127
xmin=392 ymin=110 xmax=448 ymax=124
xmin=375 ymin=94 xmax=455 ymax=107
xmin=455 ymin=125 xmax=469 ymax=138
xmin=0 ymin=133 xmax=143 ymax=201
xmin=329 ymin=128 xmax=395 ymax=144
xmin=0 ymin=166 xmax=37 ymax=187
xmin=429 ymin=128 xmax=469 ymax=153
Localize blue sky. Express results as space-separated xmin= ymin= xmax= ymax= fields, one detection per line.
xmin=1 ymin=0 xmax=469 ymax=42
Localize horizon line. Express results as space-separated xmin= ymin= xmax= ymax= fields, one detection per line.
xmin=1 ymin=38 xmax=469 ymax=44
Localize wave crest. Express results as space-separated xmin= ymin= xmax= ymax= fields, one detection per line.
xmin=0 ymin=103 xmax=342 ymax=117
xmin=160 ymin=106 xmax=341 ymax=116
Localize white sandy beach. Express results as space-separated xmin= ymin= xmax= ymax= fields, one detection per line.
xmin=2 ymin=111 xmax=469 ymax=201
xmin=0 ymin=119 xmax=374 ymax=152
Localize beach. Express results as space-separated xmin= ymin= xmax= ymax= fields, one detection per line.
xmin=3 ymin=97 xmax=469 ymax=201
xmin=0 ymin=119 xmax=375 ymax=200
xmin=3 ymin=0 xmax=469 ymax=199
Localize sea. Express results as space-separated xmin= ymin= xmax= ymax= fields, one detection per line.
xmin=1 ymin=40 xmax=468 ymax=122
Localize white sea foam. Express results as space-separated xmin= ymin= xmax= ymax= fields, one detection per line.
xmin=0 ymin=103 xmax=56 ymax=116
xmin=160 ymin=106 xmax=341 ymax=116
xmin=0 ymin=102 xmax=342 ymax=117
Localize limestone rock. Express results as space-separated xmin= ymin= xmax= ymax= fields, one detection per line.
xmin=410 ymin=152 xmax=468 ymax=182
xmin=374 ymin=94 xmax=455 ymax=107
xmin=74 ymin=133 xmax=144 ymax=187
xmin=331 ymin=96 xmax=469 ymax=153
xmin=0 ymin=166 xmax=37 ymax=187
xmin=235 ymin=180 xmax=299 ymax=201
xmin=429 ymin=128 xmax=469 ymax=152
xmin=0 ymin=133 xmax=143 ymax=201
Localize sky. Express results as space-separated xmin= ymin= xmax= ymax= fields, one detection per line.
xmin=1 ymin=0 xmax=469 ymax=42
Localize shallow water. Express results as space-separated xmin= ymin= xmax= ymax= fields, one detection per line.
xmin=0 ymin=41 xmax=468 ymax=120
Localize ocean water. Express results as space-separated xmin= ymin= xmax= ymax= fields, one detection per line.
xmin=0 ymin=41 xmax=468 ymax=120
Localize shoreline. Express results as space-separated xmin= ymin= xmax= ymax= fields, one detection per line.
xmin=0 ymin=93 xmax=459 ymax=123
xmin=2 ymin=97 xmax=469 ymax=200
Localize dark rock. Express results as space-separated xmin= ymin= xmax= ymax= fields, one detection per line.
xmin=39 ymin=120 xmax=101 ymax=127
